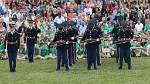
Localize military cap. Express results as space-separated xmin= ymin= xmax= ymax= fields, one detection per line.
xmin=87 ymin=22 xmax=94 ymax=29
xmin=28 ymin=20 xmax=34 ymax=23
xmin=9 ymin=22 xmax=16 ymax=28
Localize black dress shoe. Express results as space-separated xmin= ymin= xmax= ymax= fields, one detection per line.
xmin=119 ymin=67 xmax=122 ymax=70
xmin=29 ymin=61 xmax=33 ymax=63
xmin=56 ymin=68 xmax=60 ymax=71
xmin=98 ymin=64 xmax=101 ymax=66
xmin=69 ymin=63 xmax=73 ymax=66
xmin=66 ymin=69 xmax=69 ymax=71
xmin=10 ymin=70 xmax=13 ymax=72
xmin=128 ymin=67 xmax=132 ymax=70
xmin=12 ymin=69 xmax=16 ymax=72
xmin=87 ymin=67 xmax=91 ymax=70
xmin=94 ymin=67 xmax=97 ymax=70
xmin=61 ymin=65 xmax=64 ymax=67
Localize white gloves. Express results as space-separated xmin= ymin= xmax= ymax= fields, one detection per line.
xmin=109 ymin=37 xmax=112 ymax=41
xmin=78 ymin=40 xmax=80 ymax=44
xmin=66 ymin=41 xmax=69 ymax=44
xmin=71 ymin=37 xmax=75 ymax=40
xmin=96 ymin=38 xmax=100 ymax=42
xmin=48 ymin=42 xmax=50 ymax=45
xmin=110 ymin=41 xmax=113 ymax=44
xmin=24 ymin=43 xmax=26 ymax=47
xmin=5 ymin=49 xmax=7 ymax=52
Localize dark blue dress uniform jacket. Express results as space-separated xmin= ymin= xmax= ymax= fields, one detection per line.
xmin=53 ymin=31 xmax=69 ymax=51
xmin=81 ymin=29 xmax=99 ymax=49
xmin=25 ymin=28 xmax=37 ymax=45
xmin=4 ymin=32 xmax=20 ymax=53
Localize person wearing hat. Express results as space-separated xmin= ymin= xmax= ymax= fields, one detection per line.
xmin=114 ymin=26 xmax=134 ymax=70
xmin=52 ymin=23 xmax=69 ymax=71
xmin=4 ymin=22 xmax=20 ymax=72
xmin=64 ymin=21 xmax=75 ymax=66
xmin=112 ymin=24 xmax=121 ymax=63
xmin=81 ymin=22 xmax=100 ymax=70
xmin=25 ymin=19 xmax=37 ymax=63
xmin=94 ymin=22 xmax=102 ymax=66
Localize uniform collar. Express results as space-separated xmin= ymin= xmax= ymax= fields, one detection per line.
xmin=11 ymin=31 xmax=15 ymax=34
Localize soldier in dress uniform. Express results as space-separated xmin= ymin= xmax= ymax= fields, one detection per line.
xmin=66 ymin=21 xmax=79 ymax=66
xmin=72 ymin=21 xmax=79 ymax=63
xmin=114 ymin=26 xmax=134 ymax=70
xmin=25 ymin=20 xmax=37 ymax=63
xmin=112 ymin=24 xmax=120 ymax=63
xmin=65 ymin=21 xmax=74 ymax=66
xmin=4 ymin=22 xmax=20 ymax=72
xmin=94 ymin=22 xmax=102 ymax=66
xmin=81 ymin=23 xmax=100 ymax=70
xmin=52 ymin=23 xmax=70 ymax=71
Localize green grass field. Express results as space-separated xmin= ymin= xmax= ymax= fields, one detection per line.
xmin=0 ymin=57 xmax=150 ymax=84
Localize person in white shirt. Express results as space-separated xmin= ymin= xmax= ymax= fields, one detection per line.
xmin=16 ymin=19 xmax=22 ymax=30
xmin=2 ymin=12 xmax=9 ymax=27
xmin=84 ymin=4 xmax=92 ymax=15
xmin=54 ymin=12 xmax=65 ymax=24
xmin=79 ymin=22 xmax=87 ymax=35
xmin=135 ymin=20 xmax=143 ymax=33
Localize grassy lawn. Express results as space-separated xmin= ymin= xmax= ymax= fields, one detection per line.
xmin=0 ymin=57 xmax=150 ymax=84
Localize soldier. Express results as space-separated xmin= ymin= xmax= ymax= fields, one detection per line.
xmin=52 ymin=23 xmax=69 ymax=71
xmin=4 ymin=22 xmax=20 ymax=72
xmin=114 ymin=26 xmax=134 ymax=70
xmin=65 ymin=21 xmax=74 ymax=66
xmin=112 ymin=24 xmax=120 ymax=63
xmin=81 ymin=23 xmax=100 ymax=70
xmin=66 ymin=21 xmax=78 ymax=66
xmin=25 ymin=20 xmax=37 ymax=63
xmin=94 ymin=22 xmax=102 ymax=66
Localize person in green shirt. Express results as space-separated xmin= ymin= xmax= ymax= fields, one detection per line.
xmin=109 ymin=44 xmax=117 ymax=57
xmin=104 ymin=22 xmax=114 ymax=34
xmin=76 ymin=42 xmax=87 ymax=59
xmin=102 ymin=40 xmax=111 ymax=58
xmin=141 ymin=40 xmax=150 ymax=56
xmin=0 ymin=42 xmax=4 ymax=59
xmin=76 ymin=43 xmax=86 ymax=59
xmin=0 ymin=40 xmax=8 ymax=60
xmin=131 ymin=41 xmax=143 ymax=57
xmin=146 ymin=40 xmax=150 ymax=56
xmin=34 ymin=41 xmax=41 ymax=59
xmin=144 ymin=20 xmax=150 ymax=31
xmin=48 ymin=46 xmax=57 ymax=59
